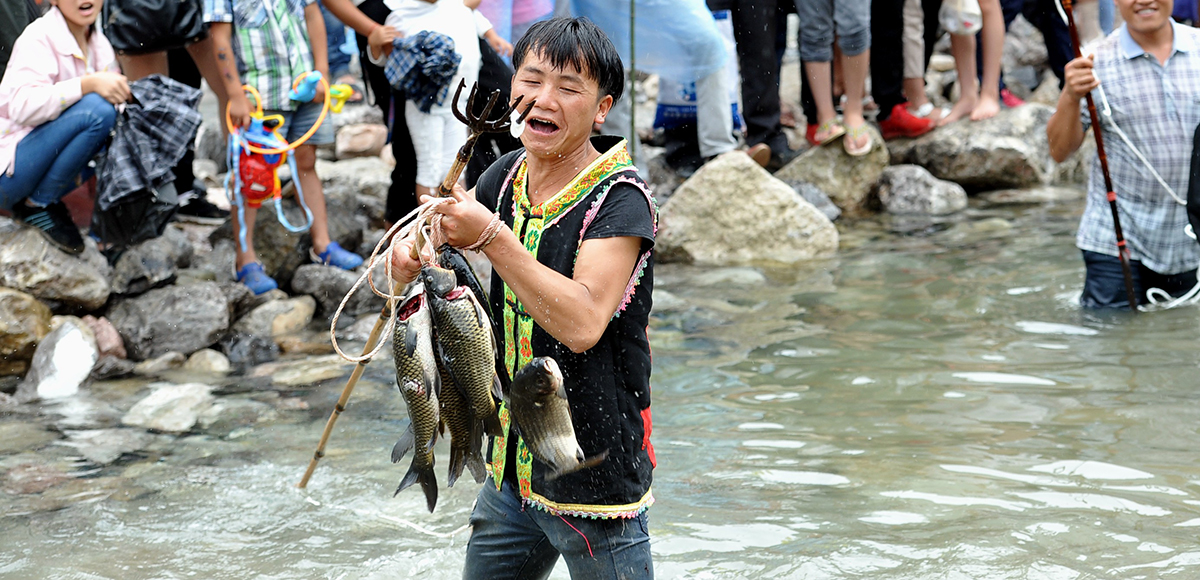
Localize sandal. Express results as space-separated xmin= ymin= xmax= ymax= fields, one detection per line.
xmin=813 ymin=119 xmax=846 ymax=146
xmin=842 ymin=123 xmax=873 ymax=157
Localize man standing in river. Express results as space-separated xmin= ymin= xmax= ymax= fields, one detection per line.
xmin=1047 ymin=0 xmax=1200 ymax=309
xmin=391 ymin=18 xmax=657 ymax=579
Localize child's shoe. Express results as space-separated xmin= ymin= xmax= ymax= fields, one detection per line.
xmin=310 ymin=241 xmax=364 ymax=270
xmin=236 ymin=262 xmax=278 ymax=295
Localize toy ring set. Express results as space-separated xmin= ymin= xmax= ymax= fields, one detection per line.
xmin=224 ymin=71 xmax=355 ymax=252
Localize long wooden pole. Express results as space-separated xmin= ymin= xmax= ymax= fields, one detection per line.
xmin=1061 ymin=0 xmax=1139 ymax=312
xmin=298 ymin=301 xmax=392 ymax=488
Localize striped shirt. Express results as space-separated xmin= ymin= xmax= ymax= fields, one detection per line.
xmin=1076 ymin=22 xmax=1200 ymax=275
xmin=205 ymin=0 xmax=315 ymax=111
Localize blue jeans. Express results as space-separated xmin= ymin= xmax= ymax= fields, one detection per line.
xmin=0 ymin=93 xmax=116 ymax=210
xmin=1080 ymin=250 xmax=1199 ymax=309
xmin=462 ymin=478 xmax=653 ymax=580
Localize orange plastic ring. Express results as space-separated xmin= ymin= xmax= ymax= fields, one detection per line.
xmin=225 ymin=75 xmax=331 ymax=155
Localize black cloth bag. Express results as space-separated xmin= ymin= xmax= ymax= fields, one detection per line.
xmin=1189 ymin=124 xmax=1200 ymax=243
xmin=101 ymin=0 xmax=207 ymax=54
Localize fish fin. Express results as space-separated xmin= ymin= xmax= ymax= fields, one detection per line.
xmin=491 ymin=373 xmax=504 ymax=401
xmin=546 ymin=449 xmax=609 ymax=481
xmin=391 ymin=423 xmax=415 ymax=464
xmin=481 ymin=410 xmax=503 ymax=438
xmin=554 ymin=380 xmax=568 ymax=401
xmin=426 ymin=362 xmax=441 ymax=401
xmin=404 ymin=313 xmax=419 ymax=358
xmin=394 ymin=458 xmax=439 ymax=513
xmin=471 ymin=293 xmax=488 ymax=329
xmin=447 ymin=444 xmax=465 ymax=488
xmin=465 ymin=421 xmax=487 ymax=484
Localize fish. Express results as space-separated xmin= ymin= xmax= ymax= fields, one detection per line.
xmin=421 ymin=264 xmax=504 ymax=437
xmin=437 ymin=363 xmax=487 ymax=487
xmin=437 ymin=243 xmax=511 ymax=396
xmin=504 ymin=356 xmax=608 ymax=480
xmin=390 ymin=283 xmax=440 ymax=512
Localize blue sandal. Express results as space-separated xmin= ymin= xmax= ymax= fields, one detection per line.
xmin=310 ymin=241 xmax=364 ymax=270
xmin=236 ymin=262 xmax=278 ymax=295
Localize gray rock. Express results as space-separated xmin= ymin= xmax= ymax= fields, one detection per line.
xmin=109 ymin=225 xmax=193 ymax=295
xmin=121 ymin=383 xmax=215 ymax=433
xmin=194 ymin=121 xmax=227 ymax=171
xmin=337 ymin=313 xmax=383 ymax=342
xmin=0 ymin=287 xmax=51 ymax=377
xmin=183 ymin=349 xmax=232 ymax=375
xmin=192 ymin=238 xmax=237 ymax=284
xmin=15 ymin=316 xmax=98 ymax=402
xmin=1004 ymin=16 xmax=1049 ymax=70
xmin=657 ymin=151 xmax=838 ymax=266
xmin=335 ymin=124 xmax=389 ymax=159
xmin=60 ymin=428 xmax=157 ymax=465
xmin=81 ymin=315 xmax=126 ymax=358
xmin=644 ymin=149 xmax=685 ymax=203
xmin=231 ymin=296 xmax=317 ymax=339
xmin=316 ymin=157 xmax=390 ymax=226
xmin=133 ymin=351 xmax=187 ymax=375
xmin=331 ymin=103 xmax=385 ymax=132
xmin=219 ymin=332 xmax=279 ymax=370
xmin=107 ymin=281 xmax=231 ymax=361
xmin=873 ymin=165 xmax=968 ymax=215
xmin=786 ymin=181 xmax=842 ymax=222
xmin=249 ymin=354 xmax=353 ymax=387
xmin=774 ymin=125 xmax=889 ymax=216
xmin=197 ymin=398 xmax=278 ymax=436
xmin=291 ymin=264 xmax=382 ymax=317
xmin=0 ymin=218 xmax=111 ymax=310
xmin=91 ymin=355 xmax=136 ymax=380
xmin=979 ymin=185 xmax=1086 ymax=205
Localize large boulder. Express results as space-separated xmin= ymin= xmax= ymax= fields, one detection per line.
xmin=231 ymin=295 xmax=317 ymax=339
xmin=335 ymin=124 xmax=389 ymax=160
xmin=109 ymin=225 xmax=193 ymax=295
xmin=121 ymin=383 xmax=215 ymax=433
xmin=208 ymin=193 xmax=364 ymax=289
xmin=872 ymin=165 xmax=968 ymax=215
xmin=657 ymin=151 xmax=838 ymax=266
xmin=0 ymin=218 xmax=111 ymax=310
xmin=15 ymin=316 xmax=99 ymax=402
xmin=291 ymin=264 xmax=383 ymax=317
xmin=773 ymin=125 xmax=889 ymax=216
xmin=0 ymin=288 xmax=52 ymax=376
xmin=107 ymin=281 xmax=231 ymax=360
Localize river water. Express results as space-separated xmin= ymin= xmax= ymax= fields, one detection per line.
xmin=4 ymin=195 xmax=1200 ymax=579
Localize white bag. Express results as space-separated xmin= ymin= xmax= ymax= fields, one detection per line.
xmin=939 ymin=0 xmax=983 ymax=35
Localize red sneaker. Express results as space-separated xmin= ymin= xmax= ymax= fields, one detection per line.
xmin=805 ymin=123 xmax=819 ymax=147
xmin=1000 ymin=88 xmax=1025 ymax=108
xmin=878 ymin=103 xmax=935 ymax=140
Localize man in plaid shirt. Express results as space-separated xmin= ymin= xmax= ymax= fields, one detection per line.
xmin=1048 ymin=0 xmax=1200 ymax=309
xmin=205 ymin=0 xmax=363 ymax=294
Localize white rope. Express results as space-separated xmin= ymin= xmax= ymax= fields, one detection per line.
xmin=328 ymin=197 xmax=455 ymax=363
xmin=1093 ymin=83 xmax=1188 ymax=206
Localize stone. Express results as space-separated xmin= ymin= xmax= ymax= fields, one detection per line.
xmin=2 ymin=460 xmax=74 ymax=495
xmin=277 ymin=333 xmax=335 ymax=355
xmin=0 ymin=423 xmax=59 ymax=455
xmin=250 ymin=354 xmax=354 ymax=387
xmin=0 ymin=287 xmax=52 ymax=377
xmin=133 ymin=351 xmax=187 ymax=375
xmin=786 ymin=181 xmax=842 ymax=222
xmin=231 ymin=296 xmax=317 ymax=338
xmin=109 ymin=225 xmax=194 ymax=295
xmin=197 ymin=398 xmax=278 ymax=436
xmin=337 ymin=313 xmax=384 ymax=343
xmin=887 ymin=104 xmax=1076 ymax=189
xmin=121 ymin=383 xmax=215 ymax=433
xmin=107 ymin=281 xmax=231 ymax=360
xmin=183 ymin=349 xmax=232 ymax=375
xmin=291 ymin=264 xmax=382 ymax=317
xmin=316 ymin=156 xmax=391 ymax=227
xmin=194 ymin=120 xmax=227 ymax=171
xmin=644 ymin=149 xmax=685 ymax=203
xmin=872 ymin=165 xmax=968 ymax=215
xmin=91 ymin=355 xmax=136 ymax=380
xmin=208 ymin=192 xmax=364 ymax=289
xmin=773 ymin=125 xmax=889 ymax=215
xmin=1003 ymin=16 xmax=1049 ymax=70
xmin=15 ymin=316 xmax=98 ymax=402
xmin=80 ymin=315 xmax=126 ymax=359
xmin=331 ymin=102 xmax=385 ymax=132
xmin=335 ymin=124 xmax=389 ymax=159
xmin=657 ymin=151 xmax=838 ymax=266
xmin=60 ymin=428 xmax=157 ymax=465
xmin=193 ymin=158 xmax=220 ymax=187
xmin=0 ymin=217 xmax=111 ymax=310
xmin=979 ymin=186 xmax=1087 ymax=205
xmin=929 ymin=53 xmax=956 ymax=73
xmin=192 ymin=238 xmax=237 ymax=284
xmin=219 ymin=332 xmax=279 ymax=370
xmin=1028 ymin=70 xmax=1061 ymax=107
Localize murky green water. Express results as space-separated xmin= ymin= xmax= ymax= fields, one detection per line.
xmin=5 ymin=197 xmax=1200 ymax=579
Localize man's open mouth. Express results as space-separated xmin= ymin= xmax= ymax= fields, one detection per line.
xmin=528 ymin=118 xmax=560 ymax=135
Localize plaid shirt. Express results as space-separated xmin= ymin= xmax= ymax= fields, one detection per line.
xmin=385 ymin=32 xmax=461 ymax=113
xmin=205 ymin=0 xmax=315 ymax=111
xmin=1076 ymin=22 xmax=1200 ymax=274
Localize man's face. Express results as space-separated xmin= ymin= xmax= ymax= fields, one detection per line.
xmin=1116 ymin=0 xmax=1174 ymax=36
xmin=511 ymin=50 xmax=613 ymax=159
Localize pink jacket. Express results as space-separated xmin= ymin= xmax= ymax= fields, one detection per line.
xmin=0 ymin=8 xmax=118 ymax=176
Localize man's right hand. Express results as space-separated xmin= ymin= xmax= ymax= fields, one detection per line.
xmin=84 ymin=72 xmax=131 ymax=105
xmin=369 ymin=25 xmax=399 ymax=60
xmin=1063 ymin=54 xmax=1100 ymax=102
xmin=228 ymin=92 xmax=253 ymax=129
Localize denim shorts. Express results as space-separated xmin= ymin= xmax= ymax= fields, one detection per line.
xmin=263 ymin=100 xmax=335 ymax=146
xmin=1080 ymin=250 xmax=1199 ymax=309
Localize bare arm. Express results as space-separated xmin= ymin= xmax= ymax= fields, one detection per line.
xmin=304 ymin=3 xmax=330 ymax=84
xmin=1048 ymin=54 xmax=1099 ymax=163
xmin=321 ymin=0 xmax=399 ymax=60
xmin=208 ymin=22 xmax=251 ymax=128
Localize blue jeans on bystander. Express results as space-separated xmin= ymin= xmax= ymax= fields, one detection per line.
xmin=462 ymin=477 xmax=653 ymax=580
xmin=0 ymin=93 xmax=116 ymax=211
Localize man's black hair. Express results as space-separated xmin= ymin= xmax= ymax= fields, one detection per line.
xmin=512 ymin=17 xmax=625 ymax=102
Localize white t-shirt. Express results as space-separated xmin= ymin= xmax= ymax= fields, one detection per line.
xmin=376 ymin=0 xmax=492 ymax=114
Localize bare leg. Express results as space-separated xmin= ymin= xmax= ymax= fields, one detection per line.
xmin=971 ymin=0 xmax=1004 ymax=121
xmin=842 ymin=50 xmax=871 ymax=151
xmin=832 ymin=43 xmax=845 ymax=100
xmin=940 ymin=34 xmax=979 ymax=126
xmin=233 ymin=205 xmax=260 ymax=269
xmin=804 ymin=60 xmax=842 ymax=142
xmin=292 ymin=144 xmax=332 ymax=254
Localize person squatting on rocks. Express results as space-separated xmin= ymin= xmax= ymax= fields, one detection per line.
xmin=205 ymin=0 xmax=365 ymax=294
xmin=390 ymin=17 xmax=657 ymax=579
xmin=0 ymin=0 xmax=124 ymax=254
xmin=1047 ymin=0 xmax=1200 ymax=309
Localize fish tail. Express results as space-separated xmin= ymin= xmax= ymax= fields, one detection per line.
xmin=391 ymin=423 xmax=415 ymax=463
xmin=395 ymin=457 xmax=439 ymax=513
xmin=447 ymin=444 xmax=466 ymax=488
xmin=465 ymin=448 xmax=487 ymax=484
